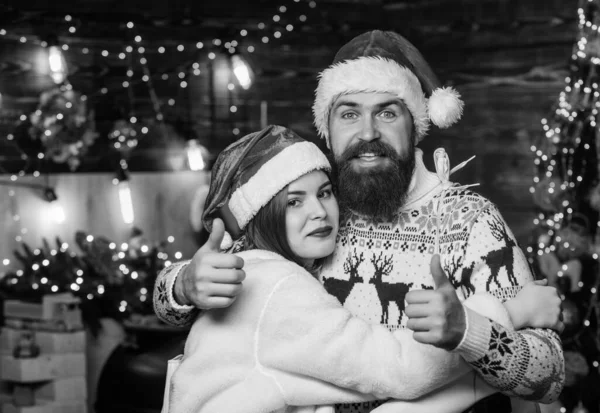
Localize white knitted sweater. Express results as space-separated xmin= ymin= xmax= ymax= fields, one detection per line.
xmin=166 ymin=250 xmax=518 ymax=413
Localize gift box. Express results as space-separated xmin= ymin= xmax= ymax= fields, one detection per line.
xmin=3 ymin=294 xmax=83 ymax=332
xmin=35 ymin=377 xmax=87 ymax=401
xmin=0 ymin=295 xmax=87 ymax=412
xmin=0 ymin=329 xmax=85 ymax=355
xmin=0 ymin=354 xmax=86 ymax=383
xmin=2 ymin=399 xmax=87 ymax=413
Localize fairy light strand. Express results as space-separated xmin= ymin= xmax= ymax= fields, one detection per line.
xmin=528 ymin=0 xmax=600 ymax=376
xmin=0 ymin=1 xmax=319 ymax=281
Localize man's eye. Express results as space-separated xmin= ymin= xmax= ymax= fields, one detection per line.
xmin=341 ymin=112 xmax=357 ymax=119
xmin=379 ymin=110 xmax=396 ymax=118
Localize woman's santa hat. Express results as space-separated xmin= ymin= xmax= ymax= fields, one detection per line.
xmin=313 ymin=30 xmax=464 ymax=146
xmin=202 ymin=125 xmax=331 ymax=249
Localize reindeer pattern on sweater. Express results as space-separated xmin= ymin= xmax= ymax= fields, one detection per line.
xmin=321 ymin=187 xmax=561 ymax=413
xmin=321 ymin=188 xmax=524 ymax=329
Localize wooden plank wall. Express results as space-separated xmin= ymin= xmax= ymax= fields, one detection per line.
xmin=0 ymin=171 xmax=210 ymax=274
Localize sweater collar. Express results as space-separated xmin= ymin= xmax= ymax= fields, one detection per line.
xmin=402 ymin=148 xmax=443 ymax=209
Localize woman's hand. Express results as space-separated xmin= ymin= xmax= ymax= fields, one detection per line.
xmin=173 ymin=219 xmax=246 ymax=309
xmin=504 ymin=279 xmax=564 ymax=333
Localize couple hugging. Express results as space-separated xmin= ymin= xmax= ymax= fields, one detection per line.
xmin=155 ymin=30 xmax=565 ymax=413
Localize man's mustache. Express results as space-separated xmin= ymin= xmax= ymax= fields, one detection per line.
xmin=337 ymin=141 xmax=399 ymax=164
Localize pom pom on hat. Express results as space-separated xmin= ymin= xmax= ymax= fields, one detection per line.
xmin=428 ymin=87 xmax=464 ymax=128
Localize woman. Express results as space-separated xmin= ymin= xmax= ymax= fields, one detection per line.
xmin=165 ymin=125 xmax=560 ymax=413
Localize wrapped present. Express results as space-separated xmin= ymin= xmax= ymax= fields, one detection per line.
xmin=35 ymin=377 xmax=87 ymax=402
xmin=3 ymin=294 xmax=83 ymax=332
xmin=2 ymin=399 xmax=87 ymax=413
xmin=0 ymin=329 xmax=85 ymax=355
xmin=0 ymin=354 xmax=85 ymax=383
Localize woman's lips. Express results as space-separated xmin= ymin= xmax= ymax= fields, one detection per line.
xmin=307 ymin=226 xmax=333 ymax=237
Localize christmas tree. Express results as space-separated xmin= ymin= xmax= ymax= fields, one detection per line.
xmin=529 ymin=1 xmax=600 ymax=412
xmin=0 ymin=228 xmax=173 ymax=335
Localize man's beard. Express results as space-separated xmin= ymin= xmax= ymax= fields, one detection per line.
xmin=334 ymin=140 xmax=415 ymax=222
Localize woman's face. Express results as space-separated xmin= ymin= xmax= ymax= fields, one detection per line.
xmin=285 ymin=170 xmax=339 ymax=265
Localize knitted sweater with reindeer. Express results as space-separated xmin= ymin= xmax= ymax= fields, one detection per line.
xmin=322 ymin=150 xmax=565 ymax=412
xmin=153 ymin=149 xmax=565 ymax=412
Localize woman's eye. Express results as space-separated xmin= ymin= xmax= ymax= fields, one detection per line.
xmin=318 ymin=189 xmax=332 ymax=199
xmin=287 ymin=199 xmax=300 ymax=207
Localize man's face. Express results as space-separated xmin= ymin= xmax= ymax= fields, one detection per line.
xmin=328 ymin=92 xmax=413 ymax=164
xmin=327 ymin=92 xmax=416 ymax=222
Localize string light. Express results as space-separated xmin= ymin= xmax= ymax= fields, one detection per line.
xmin=0 ymin=223 xmax=179 ymax=313
xmin=186 ymin=140 xmax=208 ymax=171
xmin=529 ymin=4 xmax=600 ymax=399
xmin=1 ymin=0 xmax=318 ymax=273
xmin=43 ymin=188 xmax=66 ymax=224
xmin=0 ymin=155 xmax=47 ymax=274
xmin=0 ymin=0 xmax=315 ymax=58
xmin=231 ymin=54 xmax=254 ymax=89
xmin=48 ymin=45 xmax=68 ymax=84
xmin=115 ymin=174 xmax=135 ymax=225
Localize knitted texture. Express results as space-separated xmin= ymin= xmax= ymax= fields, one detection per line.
xmin=325 ymin=185 xmax=563 ymax=413
xmin=167 ymin=250 xmax=473 ymax=413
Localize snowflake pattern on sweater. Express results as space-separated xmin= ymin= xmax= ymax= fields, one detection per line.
xmin=153 ymin=186 xmax=564 ymax=413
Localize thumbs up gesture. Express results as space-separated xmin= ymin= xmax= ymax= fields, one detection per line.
xmin=405 ymin=255 xmax=466 ymax=350
xmin=173 ymin=218 xmax=246 ymax=310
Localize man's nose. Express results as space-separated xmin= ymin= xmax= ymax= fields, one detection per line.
xmin=359 ymin=116 xmax=380 ymax=142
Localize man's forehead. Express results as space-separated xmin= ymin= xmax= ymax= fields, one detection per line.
xmin=332 ymin=92 xmax=404 ymax=109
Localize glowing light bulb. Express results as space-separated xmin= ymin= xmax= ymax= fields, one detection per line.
xmin=118 ymin=180 xmax=135 ymax=224
xmin=49 ymin=201 xmax=65 ymax=223
xmin=48 ymin=46 xmax=67 ymax=84
xmin=231 ymin=54 xmax=253 ymax=90
xmin=187 ymin=140 xmax=207 ymax=171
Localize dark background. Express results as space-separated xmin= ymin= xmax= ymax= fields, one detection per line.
xmin=0 ymin=0 xmax=580 ymax=241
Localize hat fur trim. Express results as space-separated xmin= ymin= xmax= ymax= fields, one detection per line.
xmin=313 ymin=56 xmax=430 ymax=146
xmin=228 ymin=141 xmax=331 ymax=229
xmin=428 ymin=87 xmax=464 ymax=128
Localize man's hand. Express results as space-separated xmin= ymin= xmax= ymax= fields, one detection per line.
xmin=173 ymin=218 xmax=246 ymax=309
xmin=405 ymin=255 xmax=466 ymax=350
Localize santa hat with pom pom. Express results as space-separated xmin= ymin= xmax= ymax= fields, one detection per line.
xmin=313 ymin=30 xmax=463 ymax=146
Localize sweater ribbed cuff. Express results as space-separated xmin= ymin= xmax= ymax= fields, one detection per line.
xmin=166 ymin=260 xmax=196 ymax=311
xmin=453 ymin=307 xmax=491 ymax=362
